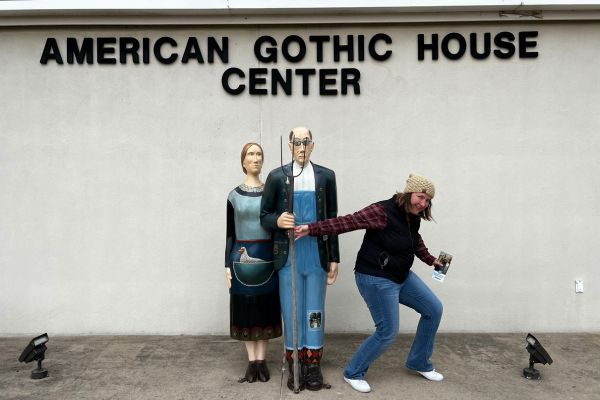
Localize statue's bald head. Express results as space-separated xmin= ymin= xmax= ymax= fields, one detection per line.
xmin=289 ymin=126 xmax=312 ymax=141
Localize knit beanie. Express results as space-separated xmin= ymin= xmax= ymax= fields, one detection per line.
xmin=404 ymin=173 xmax=435 ymax=198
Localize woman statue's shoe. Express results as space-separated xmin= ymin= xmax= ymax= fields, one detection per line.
xmin=238 ymin=361 xmax=258 ymax=383
xmin=256 ymin=360 xmax=270 ymax=382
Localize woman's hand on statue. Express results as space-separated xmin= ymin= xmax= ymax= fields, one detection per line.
xmin=294 ymin=225 xmax=309 ymax=240
xmin=327 ymin=262 xmax=339 ymax=285
xmin=225 ymin=267 xmax=232 ymax=289
xmin=277 ymin=212 xmax=295 ymax=229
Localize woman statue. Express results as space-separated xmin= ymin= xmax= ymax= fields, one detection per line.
xmin=225 ymin=142 xmax=282 ymax=383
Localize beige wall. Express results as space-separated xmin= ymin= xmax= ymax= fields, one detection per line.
xmin=1 ymin=21 xmax=599 ymax=334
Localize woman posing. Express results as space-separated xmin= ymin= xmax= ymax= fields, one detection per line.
xmin=225 ymin=142 xmax=282 ymax=383
xmin=295 ymin=173 xmax=444 ymax=393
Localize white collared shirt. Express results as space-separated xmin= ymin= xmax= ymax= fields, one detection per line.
xmin=293 ymin=161 xmax=315 ymax=191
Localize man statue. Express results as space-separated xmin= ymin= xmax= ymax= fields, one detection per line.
xmin=260 ymin=126 xmax=339 ymax=391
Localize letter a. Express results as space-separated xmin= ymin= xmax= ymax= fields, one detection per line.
xmin=40 ymin=38 xmax=64 ymax=64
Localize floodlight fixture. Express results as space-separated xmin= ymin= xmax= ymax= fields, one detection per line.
xmin=18 ymin=333 xmax=49 ymax=379
xmin=523 ymin=333 xmax=553 ymax=380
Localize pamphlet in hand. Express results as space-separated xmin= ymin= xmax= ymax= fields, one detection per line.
xmin=432 ymin=251 xmax=453 ymax=282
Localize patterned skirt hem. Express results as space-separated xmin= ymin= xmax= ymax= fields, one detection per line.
xmin=230 ymin=325 xmax=283 ymax=341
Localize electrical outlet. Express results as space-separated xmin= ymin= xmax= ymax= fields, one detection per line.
xmin=575 ymin=280 xmax=584 ymax=293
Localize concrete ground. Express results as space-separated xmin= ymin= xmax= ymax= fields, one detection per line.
xmin=1 ymin=333 xmax=598 ymax=400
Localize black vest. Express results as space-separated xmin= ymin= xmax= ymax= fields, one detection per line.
xmin=354 ymin=196 xmax=421 ymax=284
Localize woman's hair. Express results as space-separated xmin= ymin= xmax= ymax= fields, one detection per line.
xmin=240 ymin=142 xmax=264 ymax=174
xmin=394 ymin=192 xmax=433 ymax=221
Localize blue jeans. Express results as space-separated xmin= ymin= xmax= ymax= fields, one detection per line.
xmin=344 ymin=271 xmax=443 ymax=379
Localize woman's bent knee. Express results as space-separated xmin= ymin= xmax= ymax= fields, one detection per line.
xmin=432 ymin=299 xmax=443 ymax=320
xmin=375 ymin=326 xmax=398 ymax=345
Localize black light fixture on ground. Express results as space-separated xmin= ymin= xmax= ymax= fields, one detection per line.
xmin=18 ymin=333 xmax=50 ymax=379
xmin=523 ymin=333 xmax=553 ymax=380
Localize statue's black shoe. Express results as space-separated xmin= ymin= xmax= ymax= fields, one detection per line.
xmin=286 ymin=360 xmax=305 ymax=391
xmin=304 ymin=365 xmax=324 ymax=391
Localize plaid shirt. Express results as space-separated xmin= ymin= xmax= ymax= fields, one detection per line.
xmin=308 ymin=203 xmax=436 ymax=265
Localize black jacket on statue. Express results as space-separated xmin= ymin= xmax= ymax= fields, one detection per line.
xmin=260 ymin=162 xmax=340 ymax=271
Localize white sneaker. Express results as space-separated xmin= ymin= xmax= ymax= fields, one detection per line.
xmin=344 ymin=376 xmax=372 ymax=393
xmin=418 ymin=369 xmax=444 ymax=381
